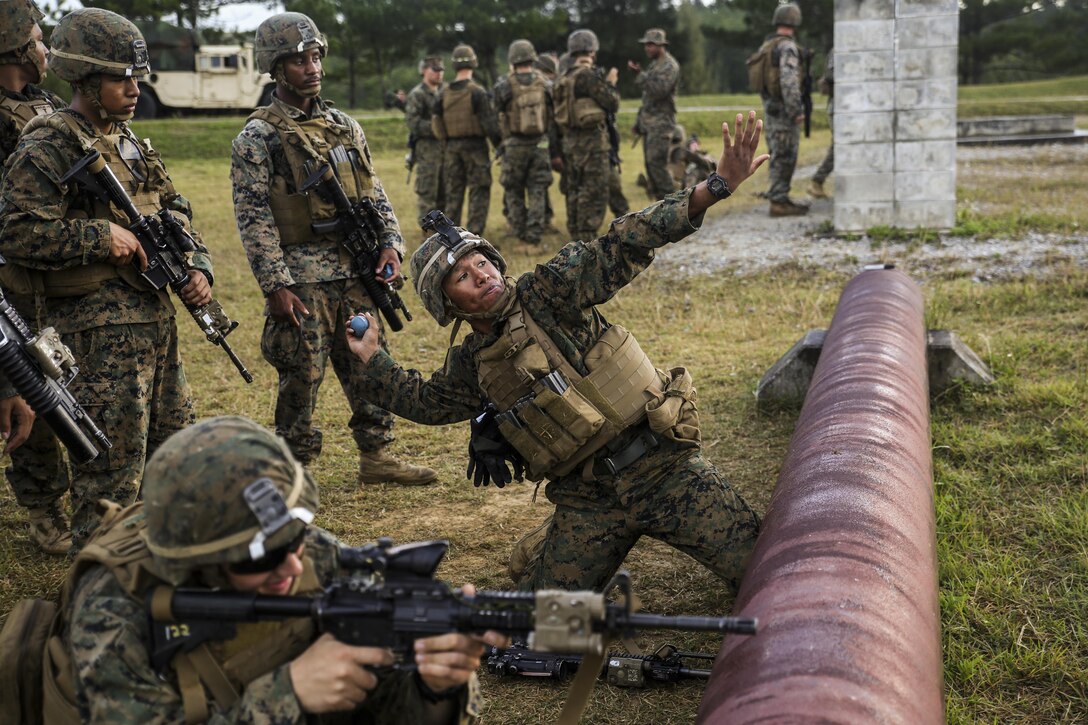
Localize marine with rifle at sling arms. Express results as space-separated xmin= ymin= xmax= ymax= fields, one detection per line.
xmin=0 ymin=273 xmax=111 ymax=463
xmin=301 ymin=147 xmax=413 ymax=332
xmin=148 ymin=538 xmax=757 ymax=671
xmin=58 ymin=149 xmax=253 ymax=383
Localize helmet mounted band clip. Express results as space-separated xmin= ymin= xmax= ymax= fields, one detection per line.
xmin=244 ymin=477 xmax=314 ymax=560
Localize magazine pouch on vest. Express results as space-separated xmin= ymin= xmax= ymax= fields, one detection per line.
xmin=747 ymin=36 xmax=788 ymax=97
xmin=248 ymin=104 xmax=373 ymax=248
xmin=645 ymin=366 xmax=701 ymax=447
xmin=438 ymin=83 xmax=486 ymax=139
xmin=508 ymin=73 xmax=548 ymax=137
xmin=476 ymin=304 xmax=664 ymax=480
xmin=553 ymin=66 xmax=605 ymax=131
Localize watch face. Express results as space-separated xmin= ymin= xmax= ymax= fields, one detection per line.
xmin=708 ymin=174 xmax=729 ymax=198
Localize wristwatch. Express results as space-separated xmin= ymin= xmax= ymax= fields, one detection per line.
xmin=706 ymin=172 xmax=731 ymax=200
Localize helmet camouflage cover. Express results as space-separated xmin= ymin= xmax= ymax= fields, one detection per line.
xmin=567 ymin=29 xmax=599 ymax=55
xmin=255 ymin=12 xmax=327 ymax=75
xmin=772 ymin=2 xmax=802 ymax=27
xmin=451 ymin=43 xmax=478 ymax=70
xmin=412 ymin=213 xmax=507 ymax=327
xmin=48 ymin=8 xmax=150 ymax=83
xmin=143 ymin=416 xmax=319 ymax=585
xmin=508 ymin=39 xmax=537 ymax=66
xmin=0 ymin=0 xmax=43 ymax=60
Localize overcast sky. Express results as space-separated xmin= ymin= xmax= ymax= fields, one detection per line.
xmin=42 ymin=1 xmax=285 ymax=32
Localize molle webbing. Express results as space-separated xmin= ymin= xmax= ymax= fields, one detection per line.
xmin=553 ymin=65 xmax=605 ymax=131
xmin=248 ymin=104 xmax=374 ymax=246
xmin=440 ymin=83 xmax=486 ymax=138
xmin=507 ymin=72 xmax=548 ymax=137
xmin=0 ymin=94 xmax=55 ymax=129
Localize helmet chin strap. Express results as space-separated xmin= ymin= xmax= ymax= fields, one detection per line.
xmin=75 ymin=76 xmax=135 ymax=123
xmin=273 ymin=66 xmax=323 ymax=99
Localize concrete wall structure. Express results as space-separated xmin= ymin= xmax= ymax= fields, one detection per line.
xmin=834 ymin=0 xmax=959 ymax=231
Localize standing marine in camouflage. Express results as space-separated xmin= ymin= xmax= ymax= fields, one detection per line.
xmin=0 ymin=8 xmax=211 ymax=549
xmin=42 ymin=416 xmax=504 ymax=723
xmin=0 ymin=0 xmax=73 ymax=554
xmin=628 ymin=28 xmax=680 ymax=200
xmin=231 ymin=13 xmax=435 ymax=485
xmin=532 ymin=52 xmax=563 ymax=233
xmin=809 ymin=46 xmax=834 ymax=198
xmin=347 ymin=112 xmax=768 ymax=594
xmin=554 ymin=30 xmax=619 ymax=239
xmin=491 ymin=40 xmax=556 ymax=245
xmin=751 ymin=2 xmax=809 ymax=216
xmin=406 ymin=55 xmax=446 ymax=224
xmin=432 ymin=44 xmax=502 ymax=236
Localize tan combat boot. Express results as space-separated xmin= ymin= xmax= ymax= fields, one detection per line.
xmin=27 ymin=505 xmax=73 ymax=556
xmin=358 ymin=450 xmax=438 ymax=486
xmin=808 ymin=178 xmax=828 ymax=198
xmin=769 ymin=198 xmax=810 ymax=217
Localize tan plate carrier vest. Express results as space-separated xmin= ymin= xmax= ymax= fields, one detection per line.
xmin=3 ymin=112 xmax=177 ymax=300
xmin=248 ymin=103 xmax=375 ymax=248
xmin=506 ymin=72 xmax=548 ymax=137
xmin=553 ymin=65 xmax=606 ymax=131
xmin=42 ymin=502 xmax=318 ymax=725
xmin=433 ymin=82 xmax=486 ymax=140
xmin=747 ymin=36 xmax=792 ymax=99
xmin=475 ymin=302 xmax=699 ymax=481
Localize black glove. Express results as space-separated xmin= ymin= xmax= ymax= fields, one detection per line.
xmin=467 ymin=404 xmax=525 ymax=488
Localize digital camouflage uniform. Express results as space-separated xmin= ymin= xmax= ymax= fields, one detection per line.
xmin=492 ymin=66 xmax=556 ymax=244
xmin=0 ymin=83 xmax=73 ymax=524
xmin=760 ymin=32 xmax=804 ymax=204
xmin=555 ymin=60 xmax=619 ymax=239
xmin=634 ymin=37 xmax=680 ymax=200
xmin=361 ymin=191 xmax=761 ymax=593
xmin=433 ymin=78 xmax=502 ymax=236
xmin=0 ymin=107 xmax=205 ymax=548
xmin=231 ymin=94 xmax=404 ymax=464
xmin=405 ymin=78 xmax=445 ymax=222
xmin=811 ymin=48 xmax=834 ymax=192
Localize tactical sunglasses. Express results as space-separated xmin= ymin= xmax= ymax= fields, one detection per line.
xmin=228 ymin=527 xmax=307 ymax=575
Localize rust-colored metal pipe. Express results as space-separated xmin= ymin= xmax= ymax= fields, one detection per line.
xmin=698 ymin=268 xmax=943 ymax=724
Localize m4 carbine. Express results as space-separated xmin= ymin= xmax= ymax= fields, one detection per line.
xmin=0 ymin=280 xmax=111 ymax=462
xmin=147 ymin=538 xmax=757 ymax=673
xmin=301 ymin=148 xmax=412 ymax=332
xmin=59 ymin=150 xmax=253 ymax=383
xmin=487 ymin=641 xmax=717 ymax=688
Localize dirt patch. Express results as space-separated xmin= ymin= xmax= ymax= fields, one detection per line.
xmin=657 ymin=144 xmax=1088 ymax=282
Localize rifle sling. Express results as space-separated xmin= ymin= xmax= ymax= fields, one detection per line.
xmin=555 ymin=646 xmax=608 ymax=725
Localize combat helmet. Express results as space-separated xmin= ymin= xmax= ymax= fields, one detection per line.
xmin=412 ymin=211 xmax=507 ymax=327
xmin=49 ymin=8 xmax=150 ymax=83
xmin=508 ymin=39 xmax=537 ymax=66
xmin=452 ymin=44 xmax=478 ymax=70
xmin=772 ymin=2 xmax=802 ymax=27
xmin=143 ymin=416 xmax=319 ymax=585
xmin=0 ymin=0 xmax=42 ymax=59
xmin=567 ymin=29 xmax=599 ymax=55
xmin=255 ymin=12 xmax=327 ymax=75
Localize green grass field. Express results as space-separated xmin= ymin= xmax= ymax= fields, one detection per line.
xmin=1 ymin=81 xmax=1086 ymax=722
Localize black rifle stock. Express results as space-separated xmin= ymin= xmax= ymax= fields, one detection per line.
xmin=486 ymin=642 xmax=717 ymax=687
xmin=0 ymin=284 xmax=111 ymax=462
xmin=605 ymin=111 xmax=622 ymax=170
xmin=801 ymin=47 xmax=815 ymax=138
xmin=300 ymin=154 xmax=412 ymax=332
xmin=148 ymin=538 xmax=757 ymax=673
xmin=59 ymin=150 xmax=253 ymax=383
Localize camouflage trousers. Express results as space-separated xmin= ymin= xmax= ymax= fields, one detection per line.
xmin=64 ymin=319 xmax=194 ymax=548
xmin=516 ymin=429 xmax=761 ymax=593
xmin=442 ymin=137 xmax=492 ymax=235
xmin=413 ymin=137 xmax=445 ymax=223
xmin=763 ymin=103 xmax=800 ymax=202
xmin=813 ymin=106 xmax=834 ymax=185
xmin=261 ymin=278 xmax=394 ymax=465
xmin=608 ymin=162 xmax=630 ymax=217
xmin=6 ymin=417 xmax=69 ymax=509
xmin=562 ymin=127 xmax=611 ymax=238
xmin=500 ymin=140 xmax=552 ymax=243
xmin=642 ymin=120 xmax=677 ymax=200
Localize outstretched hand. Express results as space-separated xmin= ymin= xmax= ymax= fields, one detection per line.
xmin=717 ymin=110 xmax=770 ymax=193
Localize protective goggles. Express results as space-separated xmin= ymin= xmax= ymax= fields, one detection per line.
xmin=228 ymin=527 xmax=307 ymax=574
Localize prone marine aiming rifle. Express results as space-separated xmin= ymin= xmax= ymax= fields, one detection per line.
xmin=147 ymin=538 xmax=757 ymax=673
xmin=0 ymin=277 xmax=111 ymax=463
xmin=301 ymin=148 xmax=412 ymax=332
xmin=59 ymin=150 xmax=253 ymax=383
xmin=487 ymin=641 xmax=716 ymax=688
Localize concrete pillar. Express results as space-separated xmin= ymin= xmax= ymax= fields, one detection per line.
xmin=833 ymin=0 xmax=959 ymax=231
